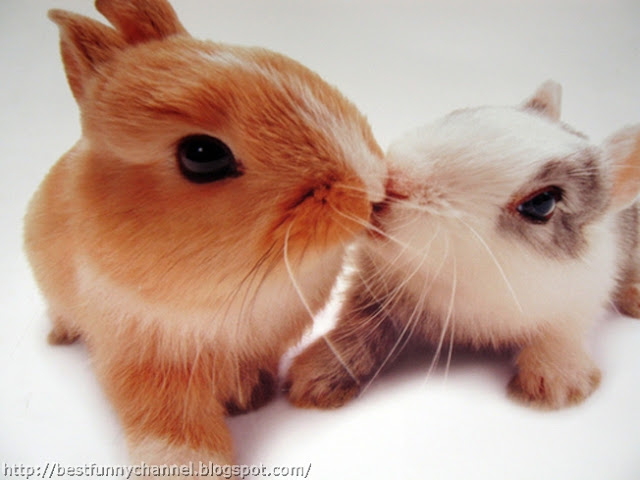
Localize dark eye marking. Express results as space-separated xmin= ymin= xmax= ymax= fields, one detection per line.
xmin=177 ymin=135 xmax=242 ymax=183
xmin=516 ymin=186 xmax=563 ymax=224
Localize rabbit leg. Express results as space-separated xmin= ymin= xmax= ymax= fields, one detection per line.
xmin=508 ymin=327 xmax=601 ymax=409
xmin=93 ymin=343 xmax=234 ymax=472
xmin=286 ymin=295 xmax=401 ymax=409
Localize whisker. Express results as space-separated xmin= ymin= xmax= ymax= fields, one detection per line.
xmin=284 ymin=220 xmax=315 ymax=322
xmin=357 ymin=226 xmax=447 ymax=395
xmin=182 ymin=343 xmax=202 ymax=426
xmin=213 ymin=240 xmax=280 ymax=341
xmin=444 ymin=257 xmax=457 ymax=382
xmin=328 ymin=203 xmax=411 ymax=249
xmin=389 ymin=199 xmax=450 ymax=217
xmin=354 ymin=217 xmax=419 ymax=292
xmin=358 ymin=237 xmax=440 ymax=396
xmin=344 ymin=222 xmax=440 ymax=342
xmin=322 ymin=335 xmax=360 ymax=385
xmin=608 ymin=298 xmax=621 ymax=316
xmin=236 ymin=241 xmax=280 ymax=321
xmin=458 ymin=217 xmax=523 ymax=313
xmin=334 ymin=183 xmax=376 ymax=196
xmin=424 ymin=235 xmax=456 ymax=384
xmin=242 ymin=246 xmax=287 ymax=324
xmin=357 ymin=310 xmax=412 ymax=398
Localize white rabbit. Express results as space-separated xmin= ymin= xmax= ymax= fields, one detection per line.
xmin=287 ymin=81 xmax=640 ymax=410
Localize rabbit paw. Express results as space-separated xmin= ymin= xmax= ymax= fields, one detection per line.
xmin=47 ymin=316 xmax=80 ymax=345
xmin=223 ymin=368 xmax=277 ymax=416
xmin=285 ymin=338 xmax=360 ymax=409
xmin=131 ymin=437 xmax=233 ymax=479
xmin=508 ymin=363 xmax=601 ymax=409
xmin=614 ymin=283 xmax=640 ymax=319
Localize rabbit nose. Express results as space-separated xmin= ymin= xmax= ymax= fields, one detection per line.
xmin=384 ymin=176 xmax=411 ymax=201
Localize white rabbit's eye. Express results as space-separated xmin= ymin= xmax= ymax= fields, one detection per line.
xmin=177 ymin=135 xmax=241 ymax=183
xmin=516 ymin=187 xmax=562 ymax=223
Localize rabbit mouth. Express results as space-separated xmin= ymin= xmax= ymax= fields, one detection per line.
xmin=368 ymin=198 xmax=396 ymax=239
xmin=368 ymin=206 xmax=386 ymax=239
xmin=367 ymin=182 xmax=412 ymax=239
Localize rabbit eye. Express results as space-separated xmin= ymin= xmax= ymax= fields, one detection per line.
xmin=177 ymin=135 xmax=241 ymax=183
xmin=516 ymin=187 xmax=562 ymax=223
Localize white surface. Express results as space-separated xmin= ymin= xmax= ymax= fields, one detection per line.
xmin=1 ymin=0 xmax=640 ymax=479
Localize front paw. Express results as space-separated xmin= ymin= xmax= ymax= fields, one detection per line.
xmin=224 ymin=368 xmax=277 ymax=416
xmin=47 ymin=314 xmax=80 ymax=345
xmin=508 ymin=363 xmax=601 ymax=409
xmin=130 ymin=436 xmax=233 ymax=479
xmin=285 ymin=338 xmax=360 ymax=409
xmin=614 ymin=283 xmax=640 ymax=319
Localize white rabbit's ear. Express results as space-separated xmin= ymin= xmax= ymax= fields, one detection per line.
xmin=96 ymin=0 xmax=187 ymax=45
xmin=605 ymin=125 xmax=640 ymax=211
xmin=49 ymin=10 xmax=126 ymax=102
xmin=522 ymin=80 xmax=562 ymax=121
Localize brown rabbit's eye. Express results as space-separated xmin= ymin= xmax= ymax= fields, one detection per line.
xmin=516 ymin=187 xmax=562 ymax=224
xmin=177 ymin=135 xmax=240 ymax=183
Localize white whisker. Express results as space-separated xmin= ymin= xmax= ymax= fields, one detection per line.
xmin=284 ymin=221 xmax=314 ymax=322
xmin=361 ymin=229 xmax=445 ymax=395
xmin=351 ymin=223 xmax=440 ymax=344
xmin=328 ymin=202 xmax=410 ymax=249
xmin=444 ymin=266 xmax=457 ymax=382
xmin=424 ymin=236 xmax=456 ymax=384
xmin=322 ymin=335 xmax=360 ymax=385
xmin=458 ymin=217 xmax=523 ymax=313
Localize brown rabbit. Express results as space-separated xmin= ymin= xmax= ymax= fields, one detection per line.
xmin=24 ymin=0 xmax=385 ymax=471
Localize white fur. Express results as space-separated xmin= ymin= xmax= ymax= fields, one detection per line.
xmin=73 ymin=243 xmax=344 ymax=358
xmin=130 ymin=436 xmax=231 ymax=478
xmin=387 ymin=107 xmax=584 ymax=201
xmin=369 ymin=215 xmax=618 ymax=346
xmin=375 ymin=106 xmax=616 ymax=347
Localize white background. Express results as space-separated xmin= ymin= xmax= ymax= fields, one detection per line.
xmin=1 ymin=1 xmax=640 ymax=479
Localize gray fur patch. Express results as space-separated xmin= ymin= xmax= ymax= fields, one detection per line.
xmin=613 ymin=204 xmax=640 ymax=288
xmin=497 ymin=148 xmax=610 ymax=259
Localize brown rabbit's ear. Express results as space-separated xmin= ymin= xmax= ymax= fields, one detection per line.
xmin=605 ymin=125 xmax=640 ymax=211
xmin=95 ymin=0 xmax=187 ymax=45
xmin=522 ymin=80 xmax=562 ymax=121
xmin=49 ymin=10 xmax=126 ymax=102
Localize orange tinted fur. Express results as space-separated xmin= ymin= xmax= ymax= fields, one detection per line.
xmin=25 ymin=0 xmax=385 ymax=473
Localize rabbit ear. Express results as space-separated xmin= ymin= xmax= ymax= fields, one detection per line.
xmin=95 ymin=0 xmax=187 ymax=45
xmin=605 ymin=125 xmax=640 ymax=211
xmin=49 ymin=10 xmax=126 ymax=102
xmin=522 ymin=80 xmax=562 ymax=121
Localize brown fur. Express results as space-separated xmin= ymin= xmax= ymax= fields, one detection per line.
xmin=286 ymin=272 xmax=401 ymax=409
xmin=24 ymin=0 xmax=384 ymax=470
xmin=96 ymin=0 xmax=187 ymax=44
xmin=95 ymin=338 xmax=233 ymax=458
